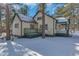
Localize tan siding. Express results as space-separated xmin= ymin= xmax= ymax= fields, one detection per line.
xmin=12 ymin=16 xmax=21 ymax=36
xmin=12 ymin=15 xmax=38 ymax=36
xmin=34 ymin=12 xmax=55 ymax=35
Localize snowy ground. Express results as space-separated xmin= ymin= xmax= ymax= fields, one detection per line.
xmin=0 ymin=31 xmax=79 ymax=56
xmin=71 ymin=31 xmax=79 ymax=37
xmin=0 ymin=36 xmax=79 ymax=56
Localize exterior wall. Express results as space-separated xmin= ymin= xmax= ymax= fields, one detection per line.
xmin=12 ymin=16 xmax=21 ymax=36
xmin=45 ymin=15 xmax=55 ymax=35
xmin=34 ymin=12 xmax=55 ymax=35
xmin=12 ymin=15 xmax=38 ymax=36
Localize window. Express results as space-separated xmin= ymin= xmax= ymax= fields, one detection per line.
xmin=15 ymin=23 xmax=19 ymax=28
xmin=40 ymin=24 xmax=48 ymax=30
xmin=37 ymin=17 xmax=42 ymax=20
xmin=45 ymin=24 xmax=48 ymax=30
xmin=30 ymin=24 xmax=34 ymax=29
xmin=40 ymin=25 xmax=42 ymax=29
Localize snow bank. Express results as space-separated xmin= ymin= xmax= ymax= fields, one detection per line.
xmin=72 ymin=31 xmax=79 ymax=37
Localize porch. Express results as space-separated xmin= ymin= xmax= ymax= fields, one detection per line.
xmin=23 ymin=28 xmax=42 ymax=38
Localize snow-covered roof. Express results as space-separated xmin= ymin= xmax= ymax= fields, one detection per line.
xmin=18 ymin=14 xmax=34 ymax=22
xmin=56 ymin=17 xmax=68 ymax=22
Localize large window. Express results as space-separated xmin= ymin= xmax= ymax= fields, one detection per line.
xmin=15 ymin=23 xmax=19 ymax=28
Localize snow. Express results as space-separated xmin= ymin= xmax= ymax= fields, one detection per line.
xmin=72 ymin=31 xmax=79 ymax=37
xmin=56 ymin=17 xmax=68 ymax=22
xmin=18 ymin=14 xmax=34 ymax=22
xmin=0 ymin=39 xmax=42 ymax=56
xmin=0 ymin=36 xmax=79 ymax=56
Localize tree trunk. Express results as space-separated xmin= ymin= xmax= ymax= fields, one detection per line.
xmin=5 ymin=4 xmax=10 ymax=40
xmin=40 ymin=3 xmax=45 ymax=38
xmin=0 ymin=6 xmax=2 ymax=33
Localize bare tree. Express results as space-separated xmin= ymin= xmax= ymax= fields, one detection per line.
xmin=5 ymin=4 xmax=10 ymax=40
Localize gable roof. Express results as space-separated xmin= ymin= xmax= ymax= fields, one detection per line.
xmin=33 ymin=11 xmax=56 ymax=20
xmin=12 ymin=13 xmax=37 ymax=23
xmin=18 ymin=14 xmax=34 ymax=22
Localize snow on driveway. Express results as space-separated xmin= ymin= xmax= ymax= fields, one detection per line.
xmin=0 ymin=37 xmax=79 ymax=56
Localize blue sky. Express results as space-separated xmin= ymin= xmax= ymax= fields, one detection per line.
xmin=45 ymin=3 xmax=64 ymax=16
xmin=27 ymin=4 xmax=39 ymax=17
xmin=13 ymin=3 xmax=64 ymax=17
xmin=27 ymin=3 xmax=64 ymax=17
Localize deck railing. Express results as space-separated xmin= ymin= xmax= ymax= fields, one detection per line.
xmin=24 ymin=28 xmax=42 ymax=36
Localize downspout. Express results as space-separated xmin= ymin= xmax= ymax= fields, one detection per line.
xmin=53 ymin=18 xmax=55 ymax=36
xmin=55 ymin=18 xmax=57 ymax=36
xmin=20 ymin=21 xmax=22 ymax=37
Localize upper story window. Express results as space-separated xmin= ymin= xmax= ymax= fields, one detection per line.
xmin=37 ymin=17 xmax=42 ymax=20
xmin=15 ymin=23 xmax=19 ymax=28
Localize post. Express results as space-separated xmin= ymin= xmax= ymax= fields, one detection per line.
xmin=67 ymin=18 xmax=70 ymax=36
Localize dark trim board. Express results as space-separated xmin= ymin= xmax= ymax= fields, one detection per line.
xmin=12 ymin=34 xmax=41 ymax=38
xmin=21 ymin=35 xmax=41 ymax=38
xmin=11 ymin=34 xmax=21 ymax=37
xmin=12 ymin=34 xmax=54 ymax=38
xmin=54 ymin=33 xmax=72 ymax=37
xmin=12 ymin=33 xmax=72 ymax=39
xmin=45 ymin=34 xmax=55 ymax=37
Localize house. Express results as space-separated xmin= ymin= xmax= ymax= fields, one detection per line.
xmin=11 ymin=11 xmax=56 ymax=37
xmin=11 ymin=13 xmax=38 ymax=37
xmin=33 ymin=11 xmax=56 ymax=36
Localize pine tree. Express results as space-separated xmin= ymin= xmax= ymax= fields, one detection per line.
xmin=39 ymin=3 xmax=45 ymax=38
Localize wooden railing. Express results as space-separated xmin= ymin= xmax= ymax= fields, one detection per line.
xmin=24 ymin=28 xmax=42 ymax=36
